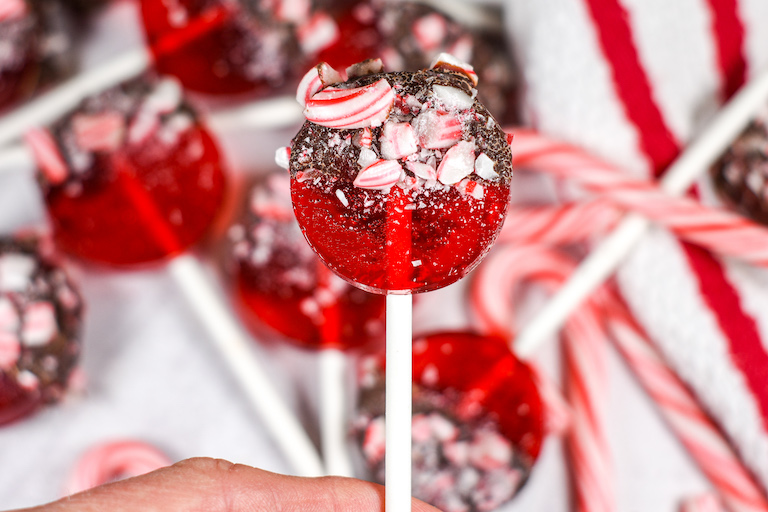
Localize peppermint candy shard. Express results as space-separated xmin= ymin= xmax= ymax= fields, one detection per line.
xmin=474 ymin=152 xmax=499 ymax=180
xmin=25 ymin=128 xmax=69 ymax=185
xmin=437 ymin=140 xmax=476 ymax=185
xmin=380 ymin=121 xmax=417 ymax=160
xmin=406 ymin=161 xmax=437 ymax=181
xmin=354 ymin=159 xmax=402 ymax=189
xmin=429 ymin=52 xmax=478 ymax=86
xmin=297 ymin=11 xmax=339 ymax=55
xmin=72 ymin=112 xmax=126 ymax=152
xmin=346 ymin=58 xmax=384 ymax=79
xmin=413 ymin=110 xmax=462 ymax=149
xmin=304 ymin=78 xmax=395 ymax=129
xmin=275 ymin=146 xmax=291 ymax=169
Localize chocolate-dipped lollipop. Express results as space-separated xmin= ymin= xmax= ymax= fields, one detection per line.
xmin=27 ymin=74 xmax=227 ymax=266
xmin=287 ymin=55 xmax=513 ymax=294
xmin=0 ymin=234 xmax=83 ymax=426
xmin=228 ymin=172 xmax=385 ymax=351
xmin=355 ymin=331 xmax=544 ymax=512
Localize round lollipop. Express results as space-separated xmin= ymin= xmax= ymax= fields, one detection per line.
xmin=287 ymin=55 xmax=513 ymax=294
xmin=139 ymin=0 xmax=340 ymax=98
xmin=354 ymin=331 xmax=544 ymax=512
xmin=0 ymin=0 xmax=39 ymax=111
xmin=0 ymin=234 xmax=83 ymax=426
xmin=284 ymin=54 xmax=513 ymax=508
xmin=26 ymin=73 xmax=227 ymax=266
xmin=227 ymin=171 xmax=385 ymax=351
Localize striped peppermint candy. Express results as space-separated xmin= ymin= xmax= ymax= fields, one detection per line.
xmin=429 ymin=53 xmax=479 ymax=87
xmin=25 ymin=129 xmax=69 ymax=185
xmin=296 ymin=63 xmax=345 ymax=107
xmin=65 ymin=440 xmax=171 ymax=495
xmin=437 ymin=140 xmax=476 ymax=185
xmin=305 ymin=79 xmax=394 ymax=129
xmin=353 ymin=159 xmax=402 ymax=190
xmin=413 ymin=110 xmax=462 ymax=149
xmin=21 ymin=301 xmax=57 ymax=347
xmin=72 ymin=112 xmax=126 ymax=152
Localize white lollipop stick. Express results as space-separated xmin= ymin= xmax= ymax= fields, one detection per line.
xmin=168 ymin=255 xmax=324 ymax=477
xmin=319 ymin=348 xmax=354 ymax=476
xmin=514 ymin=66 xmax=768 ymax=358
xmin=386 ymin=294 xmax=413 ymax=512
xmin=0 ymin=49 xmax=150 ymax=148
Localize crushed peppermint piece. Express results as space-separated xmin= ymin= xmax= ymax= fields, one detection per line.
xmin=305 ymin=79 xmax=395 ymax=129
xmin=21 ymin=301 xmax=57 ymax=347
xmin=0 ymin=331 xmax=20 ymax=370
xmin=335 ymin=188 xmax=349 ymax=206
xmin=274 ymin=0 xmax=310 ymax=24
xmin=413 ymin=110 xmax=462 ymax=149
xmin=429 ymin=53 xmax=479 ymax=87
xmin=354 ymin=159 xmax=402 ymax=189
xmin=432 ymin=84 xmax=474 ymax=111
xmin=275 ymin=146 xmax=291 ymax=169
xmin=0 ymin=253 xmax=36 ymax=292
xmin=297 ymin=11 xmax=339 ymax=55
xmin=473 ymin=153 xmax=498 ymax=180
xmin=412 ymin=14 xmax=447 ymax=53
xmin=25 ymin=129 xmax=69 ymax=185
xmin=72 ymin=112 xmax=126 ymax=152
xmin=406 ymin=161 xmax=438 ymax=181
xmin=296 ymin=66 xmax=325 ymax=107
xmin=380 ymin=121 xmax=418 ymax=160
xmin=0 ymin=0 xmax=27 ymax=21
xmin=437 ymin=140 xmax=476 ymax=185
xmin=412 ymin=259 xmax=422 ymax=267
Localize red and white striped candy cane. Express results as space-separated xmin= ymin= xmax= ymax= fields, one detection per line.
xmin=471 ymin=243 xmax=768 ymax=512
xmin=499 ymin=201 xmax=620 ymax=247
xmin=510 ymin=129 xmax=768 ymax=267
xmin=472 ymin=245 xmax=614 ymax=512
xmin=65 ymin=440 xmax=171 ymax=495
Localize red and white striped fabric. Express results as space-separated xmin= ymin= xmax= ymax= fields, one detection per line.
xmin=504 ymin=0 xmax=768 ymax=492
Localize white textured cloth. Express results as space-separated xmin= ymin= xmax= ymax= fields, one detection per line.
xmin=504 ymin=0 xmax=768 ymax=493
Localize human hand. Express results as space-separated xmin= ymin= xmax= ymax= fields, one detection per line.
xmin=11 ymin=457 xmax=442 ymax=512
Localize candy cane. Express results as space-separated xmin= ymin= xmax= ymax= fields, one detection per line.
xmin=471 ymin=243 xmax=768 ymax=512
xmin=499 ymin=201 xmax=620 ymax=247
xmin=511 ymin=129 xmax=768 ymax=267
xmin=472 ymin=245 xmax=614 ymax=512
xmin=64 ymin=440 xmax=171 ymax=495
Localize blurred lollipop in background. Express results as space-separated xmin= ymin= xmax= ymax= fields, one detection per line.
xmin=0 ymin=233 xmax=83 ymax=426
xmin=224 ymin=171 xmax=385 ymax=475
xmin=354 ymin=331 xmax=544 ymax=512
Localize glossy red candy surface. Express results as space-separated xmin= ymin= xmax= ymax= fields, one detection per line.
xmin=230 ymin=174 xmax=385 ymax=351
xmin=139 ymin=0 xmax=320 ymax=98
xmin=411 ymin=331 xmax=544 ymax=461
xmin=355 ymin=331 xmax=544 ymax=511
xmin=291 ymin=174 xmax=510 ymax=294
xmin=34 ymin=77 xmax=227 ymax=266
xmin=289 ymin=67 xmax=512 ymax=294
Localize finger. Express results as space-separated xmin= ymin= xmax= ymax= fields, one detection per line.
xmin=15 ymin=457 xmax=442 ymax=512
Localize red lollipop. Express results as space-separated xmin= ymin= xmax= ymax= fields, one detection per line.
xmin=0 ymin=235 xmax=83 ymax=426
xmin=355 ymin=331 xmax=544 ymax=512
xmin=26 ymin=74 xmax=227 ymax=266
xmin=0 ymin=0 xmax=39 ymax=111
xmin=228 ymin=172 xmax=385 ymax=351
xmin=286 ymin=57 xmax=513 ymax=294
xmin=139 ymin=0 xmax=340 ymax=98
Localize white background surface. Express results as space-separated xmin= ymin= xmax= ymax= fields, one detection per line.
xmin=0 ymin=1 xmax=712 ymax=510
